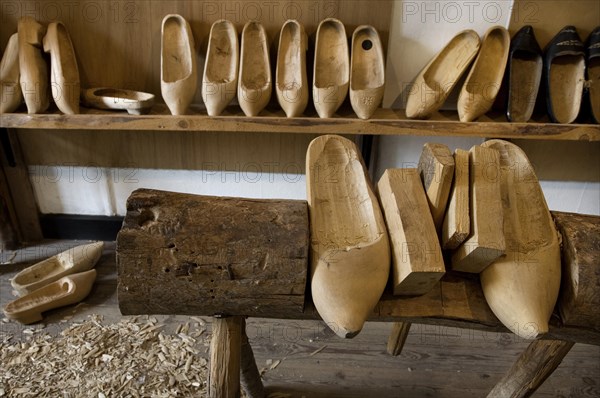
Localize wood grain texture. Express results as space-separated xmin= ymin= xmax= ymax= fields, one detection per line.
xmin=418 ymin=143 xmax=455 ymax=231
xmin=442 ymin=149 xmax=470 ymax=250
xmin=116 ymin=189 xmax=309 ymax=318
xmin=554 ymin=212 xmax=600 ymax=330
xmin=240 ymin=318 xmax=266 ymax=398
xmin=386 ymin=321 xmax=411 ymax=356
xmin=377 ymin=168 xmax=445 ymax=296
xmin=2 ymin=107 xmax=599 ymax=140
xmin=451 ymin=145 xmax=505 ymax=273
xmin=210 ymin=316 xmax=242 ymax=398
xmin=486 ymin=339 xmax=575 ymax=398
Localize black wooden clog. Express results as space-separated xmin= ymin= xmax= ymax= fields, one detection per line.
xmin=506 ymin=25 xmax=542 ymax=122
xmin=585 ymin=27 xmax=600 ymax=123
xmin=544 ymin=26 xmax=585 ymax=124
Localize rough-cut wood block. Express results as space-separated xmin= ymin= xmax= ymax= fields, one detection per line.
xmin=451 ymin=145 xmax=505 ymax=273
xmin=442 ymin=149 xmax=470 ymax=250
xmin=417 ymin=143 xmax=455 ymax=232
xmin=554 ymin=211 xmax=600 ymax=330
xmin=117 ymin=189 xmax=309 ymax=317
xmin=378 ymin=169 xmax=445 ymax=296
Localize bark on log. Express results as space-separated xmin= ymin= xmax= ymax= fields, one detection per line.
xmin=486 ymin=339 xmax=575 ymax=398
xmin=210 ymin=316 xmax=242 ymax=398
xmin=117 ymin=189 xmax=309 ymax=318
xmin=553 ymin=212 xmax=600 ymax=330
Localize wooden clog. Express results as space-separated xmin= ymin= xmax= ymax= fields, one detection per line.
xmin=276 ymin=20 xmax=308 ymax=118
xmin=18 ymin=16 xmax=49 ymax=114
xmin=313 ymin=19 xmax=349 ymax=118
xmin=11 ymin=241 xmax=104 ymax=296
xmin=0 ymin=33 xmax=23 ymax=114
xmin=405 ymin=30 xmax=480 ymax=119
xmin=585 ymin=27 xmax=599 ymax=123
xmin=458 ymin=26 xmax=510 ymax=122
xmin=480 ymin=140 xmax=561 ymax=339
xmin=4 ymin=269 xmax=97 ymax=324
xmin=202 ymin=20 xmax=239 ymax=116
xmin=350 ymin=25 xmax=385 ymax=120
xmin=544 ymin=26 xmax=585 ymax=124
xmin=82 ymin=87 xmax=155 ymax=115
xmin=307 ymin=135 xmax=390 ymax=338
xmin=161 ymin=14 xmax=197 ymax=115
xmin=238 ymin=22 xmax=272 ymax=117
xmin=43 ymin=21 xmax=80 ymax=114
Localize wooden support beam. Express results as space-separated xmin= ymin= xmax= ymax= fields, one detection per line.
xmin=417 ymin=143 xmax=455 ymax=231
xmin=210 ymin=316 xmax=242 ymax=398
xmin=240 ymin=318 xmax=265 ymax=398
xmin=442 ymin=149 xmax=470 ymax=250
xmin=451 ymin=145 xmax=505 ymax=273
xmin=378 ymin=168 xmax=445 ymax=295
xmin=486 ymin=339 xmax=575 ymax=398
xmin=387 ymin=321 xmax=411 ymax=356
xmin=0 ymin=166 xmax=19 ymax=250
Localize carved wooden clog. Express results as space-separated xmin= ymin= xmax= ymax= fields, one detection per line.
xmin=458 ymin=26 xmax=510 ymax=122
xmin=313 ymin=19 xmax=349 ymax=118
xmin=307 ymin=135 xmax=390 ymax=338
xmin=43 ymin=21 xmax=80 ymax=114
xmin=238 ymin=21 xmax=271 ymax=117
xmin=405 ymin=30 xmax=480 ymax=119
xmin=276 ymin=20 xmax=308 ymax=118
xmin=480 ymin=140 xmax=561 ymax=339
xmin=4 ymin=269 xmax=97 ymax=324
xmin=202 ymin=20 xmax=239 ymax=116
xmin=350 ymin=25 xmax=385 ymax=120
xmin=0 ymin=33 xmax=23 ymax=114
xmin=161 ymin=14 xmax=197 ymax=115
xmin=82 ymin=87 xmax=155 ymax=115
xmin=18 ymin=16 xmax=49 ymax=114
xmin=11 ymin=241 xmax=104 ymax=296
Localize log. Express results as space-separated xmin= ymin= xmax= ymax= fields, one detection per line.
xmin=240 ymin=318 xmax=265 ymax=398
xmin=387 ymin=321 xmax=412 ymax=356
xmin=209 ymin=316 xmax=242 ymax=398
xmin=418 ymin=143 xmax=455 ymax=231
xmin=486 ymin=339 xmax=575 ymax=398
xmin=442 ymin=149 xmax=470 ymax=250
xmin=377 ymin=168 xmax=445 ymax=296
xmin=451 ymin=145 xmax=505 ymax=273
xmin=554 ymin=212 xmax=600 ymax=330
xmin=116 ymin=189 xmax=309 ymax=318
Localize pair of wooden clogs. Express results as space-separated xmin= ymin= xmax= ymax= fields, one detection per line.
xmin=406 ymin=26 xmax=510 ymax=122
xmin=0 ymin=17 xmax=79 ymax=114
xmin=3 ymin=242 xmax=103 ymax=324
xmin=308 ymin=135 xmax=559 ymax=340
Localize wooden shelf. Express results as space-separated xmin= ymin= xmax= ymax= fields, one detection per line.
xmin=2 ymin=105 xmax=598 ymax=141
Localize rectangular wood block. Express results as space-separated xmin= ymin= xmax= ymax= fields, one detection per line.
xmin=451 ymin=146 xmax=505 ymax=273
xmin=418 ymin=143 xmax=455 ymax=232
xmin=378 ymin=169 xmax=445 ymax=296
xmin=442 ymin=149 xmax=470 ymax=250
xmin=116 ymin=189 xmax=309 ymax=317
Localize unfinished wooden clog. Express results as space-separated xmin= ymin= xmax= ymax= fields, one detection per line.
xmin=238 ymin=21 xmax=271 ymax=117
xmin=161 ymin=14 xmax=197 ymax=115
xmin=350 ymin=25 xmax=385 ymax=120
xmin=0 ymin=33 xmax=23 ymax=114
xmin=11 ymin=241 xmax=104 ymax=296
xmin=82 ymin=87 xmax=155 ymax=115
xmin=276 ymin=20 xmax=308 ymax=118
xmin=458 ymin=26 xmax=510 ymax=122
xmin=480 ymin=140 xmax=561 ymax=339
xmin=313 ymin=19 xmax=349 ymax=118
xmin=307 ymin=135 xmax=390 ymax=338
xmin=202 ymin=20 xmax=239 ymax=116
xmin=4 ymin=269 xmax=97 ymax=324
xmin=18 ymin=16 xmax=49 ymax=114
xmin=405 ymin=30 xmax=480 ymax=119
xmin=43 ymin=21 xmax=80 ymax=114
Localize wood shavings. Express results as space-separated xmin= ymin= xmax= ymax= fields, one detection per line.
xmin=309 ymin=345 xmax=327 ymax=356
xmin=0 ymin=314 xmax=211 ymax=397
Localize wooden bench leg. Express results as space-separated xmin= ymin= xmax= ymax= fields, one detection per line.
xmin=209 ymin=316 xmax=242 ymax=398
xmin=387 ymin=321 xmax=412 ymax=356
xmin=240 ymin=318 xmax=266 ymax=398
xmin=487 ymin=339 xmax=575 ymax=398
